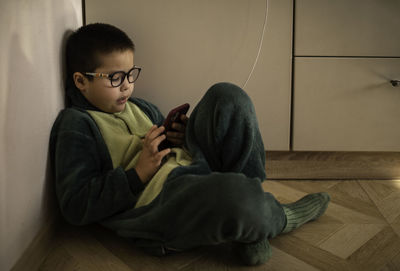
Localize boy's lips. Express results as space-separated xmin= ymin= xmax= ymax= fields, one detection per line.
xmin=117 ymin=96 xmax=128 ymax=104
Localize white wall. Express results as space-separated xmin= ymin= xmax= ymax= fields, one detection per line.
xmin=86 ymin=0 xmax=293 ymax=150
xmin=0 ymin=1 xmax=82 ymax=270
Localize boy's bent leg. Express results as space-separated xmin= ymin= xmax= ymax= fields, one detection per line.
xmin=100 ymin=173 xmax=285 ymax=254
xmin=101 ymin=172 xmax=330 ymax=264
xmin=161 ymin=173 xmax=286 ymax=251
xmin=185 ymin=82 xmax=266 ymax=180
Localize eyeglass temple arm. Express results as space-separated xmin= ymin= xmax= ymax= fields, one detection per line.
xmin=85 ymin=72 xmax=110 ymax=78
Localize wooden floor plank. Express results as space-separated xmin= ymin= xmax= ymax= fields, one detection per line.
xmin=291 ymin=222 xmax=345 ymax=247
xmin=391 ymin=221 xmax=400 ymax=239
xmin=264 ymin=247 xmax=320 ymax=271
xmin=348 ymin=226 xmax=400 ymax=270
xmin=89 ymin=224 xmax=210 ymax=271
xmin=318 ymin=224 xmax=384 ymax=259
xmin=360 ymin=180 xmax=400 ymax=224
xmin=38 ymin=242 xmax=81 ymax=271
xmin=59 ymin=225 xmax=133 ymax=271
xmin=270 ymin=234 xmax=358 ymax=271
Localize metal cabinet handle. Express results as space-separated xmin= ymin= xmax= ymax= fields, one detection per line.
xmin=390 ymin=80 xmax=400 ymax=87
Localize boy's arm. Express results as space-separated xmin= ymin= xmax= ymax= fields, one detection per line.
xmin=50 ymin=110 xmax=144 ymax=225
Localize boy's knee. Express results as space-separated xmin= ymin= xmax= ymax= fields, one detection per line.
xmin=206 ymin=82 xmax=252 ymax=106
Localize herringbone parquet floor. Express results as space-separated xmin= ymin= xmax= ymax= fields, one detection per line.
xmin=39 ymin=179 xmax=400 ymax=271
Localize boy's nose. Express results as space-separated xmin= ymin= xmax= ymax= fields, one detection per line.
xmin=120 ymin=76 xmax=130 ymax=91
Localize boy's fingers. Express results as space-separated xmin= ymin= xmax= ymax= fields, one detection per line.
xmin=167 ymin=138 xmax=183 ymax=145
xmin=167 ymin=131 xmax=184 ymax=139
xmin=180 ymin=114 xmax=189 ymax=124
xmin=147 ymin=125 xmax=165 ymax=141
xmin=158 ymin=148 xmax=171 ymax=160
xmin=156 ymin=126 xmax=166 ymax=135
xmin=145 ymin=125 xmax=157 ymax=138
xmin=171 ymin=122 xmax=185 ymax=132
xmin=149 ymin=125 xmax=158 ymax=132
xmin=153 ymin=134 xmax=167 ymax=149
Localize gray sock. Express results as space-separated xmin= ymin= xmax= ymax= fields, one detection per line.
xmin=281 ymin=192 xmax=331 ymax=234
xmin=236 ymin=238 xmax=272 ymax=266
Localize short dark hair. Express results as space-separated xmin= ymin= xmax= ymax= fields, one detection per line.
xmin=66 ymin=23 xmax=135 ymax=79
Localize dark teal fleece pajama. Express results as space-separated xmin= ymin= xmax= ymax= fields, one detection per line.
xmin=50 ymin=81 xmax=286 ymax=256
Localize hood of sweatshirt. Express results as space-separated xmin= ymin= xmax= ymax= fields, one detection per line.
xmin=65 ymin=77 xmax=99 ymax=111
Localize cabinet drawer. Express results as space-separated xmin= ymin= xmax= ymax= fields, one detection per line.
xmin=295 ymin=0 xmax=400 ymax=57
xmin=293 ymin=58 xmax=400 ymax=151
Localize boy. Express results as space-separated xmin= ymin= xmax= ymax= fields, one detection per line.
xmin=50 ymin=23 xmax=330 ymax=266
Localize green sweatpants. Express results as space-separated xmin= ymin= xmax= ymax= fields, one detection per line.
xmin=101 ymin=82 xmax=286 ymax=255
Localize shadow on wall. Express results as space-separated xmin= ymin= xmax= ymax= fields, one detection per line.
xmin=41 ymin=29 xmax=75 ymax=220
xmin=60 ymin=30 xmax=74 ymax=108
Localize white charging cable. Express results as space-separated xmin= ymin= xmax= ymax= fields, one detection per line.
xmin=242 ymin=0 xmax=269 ymax=89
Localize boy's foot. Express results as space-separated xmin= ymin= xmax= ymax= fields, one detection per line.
xmin=236 ymin=238 xmax=271 ymax=266
xmin=281 ymin=192 xmax=331 ymax=234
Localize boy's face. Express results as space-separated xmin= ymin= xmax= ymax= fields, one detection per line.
xmin=75 ymin=49 xmax=135 ymax=113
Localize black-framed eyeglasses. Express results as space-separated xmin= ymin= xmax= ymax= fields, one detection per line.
xmin=84 ymin=66 xmax=142 ymax=87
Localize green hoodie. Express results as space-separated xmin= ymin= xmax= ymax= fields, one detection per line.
xmin=50 ymin=79 xmax=166 ymax=225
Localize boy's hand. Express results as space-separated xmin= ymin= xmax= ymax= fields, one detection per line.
xmin=135 ymin=125 xmax=171 ymax=184
xmin=166 ymin=114 xmax=188 ymax=147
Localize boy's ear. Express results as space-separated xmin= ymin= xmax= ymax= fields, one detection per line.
xmin=73 ymin=72 xmax=88 ymax=92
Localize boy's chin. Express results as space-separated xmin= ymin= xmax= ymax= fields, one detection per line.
xmin=113 ymin=103 xmax=126 ymax=113
xmin=102 ymin=104 xmax=125 ymax=114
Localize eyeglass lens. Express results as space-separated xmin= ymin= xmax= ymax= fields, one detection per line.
xmin=111 ymin=68 xmax=140 ymax=87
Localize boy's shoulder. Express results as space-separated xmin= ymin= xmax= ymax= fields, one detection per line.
xmin=57 ymin=106 xmax=92 ymax=122
xmin=51 ymin=107 xmax=96 ymax=135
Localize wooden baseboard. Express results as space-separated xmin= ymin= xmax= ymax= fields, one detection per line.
xmin=11 ymin=214 xmax=61 ymax=271
xmin=266 ymin=151 xmax=400 ymax=179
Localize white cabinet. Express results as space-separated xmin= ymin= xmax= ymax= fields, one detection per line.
xmin=293 ymin=58 xmax=400 ymax=151
xmin=295 ymin=0 xmax=400 ymax=57
xmin=293 ymin=0 xmax=400 ymax=151
xmin=86 ymin=0 xmax=293 ymax=151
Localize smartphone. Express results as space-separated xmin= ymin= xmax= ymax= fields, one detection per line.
xmin=163 ymin=103 xmax=190 ymax=132
xmin=159 ymin=103 xmax=190 ymax=150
